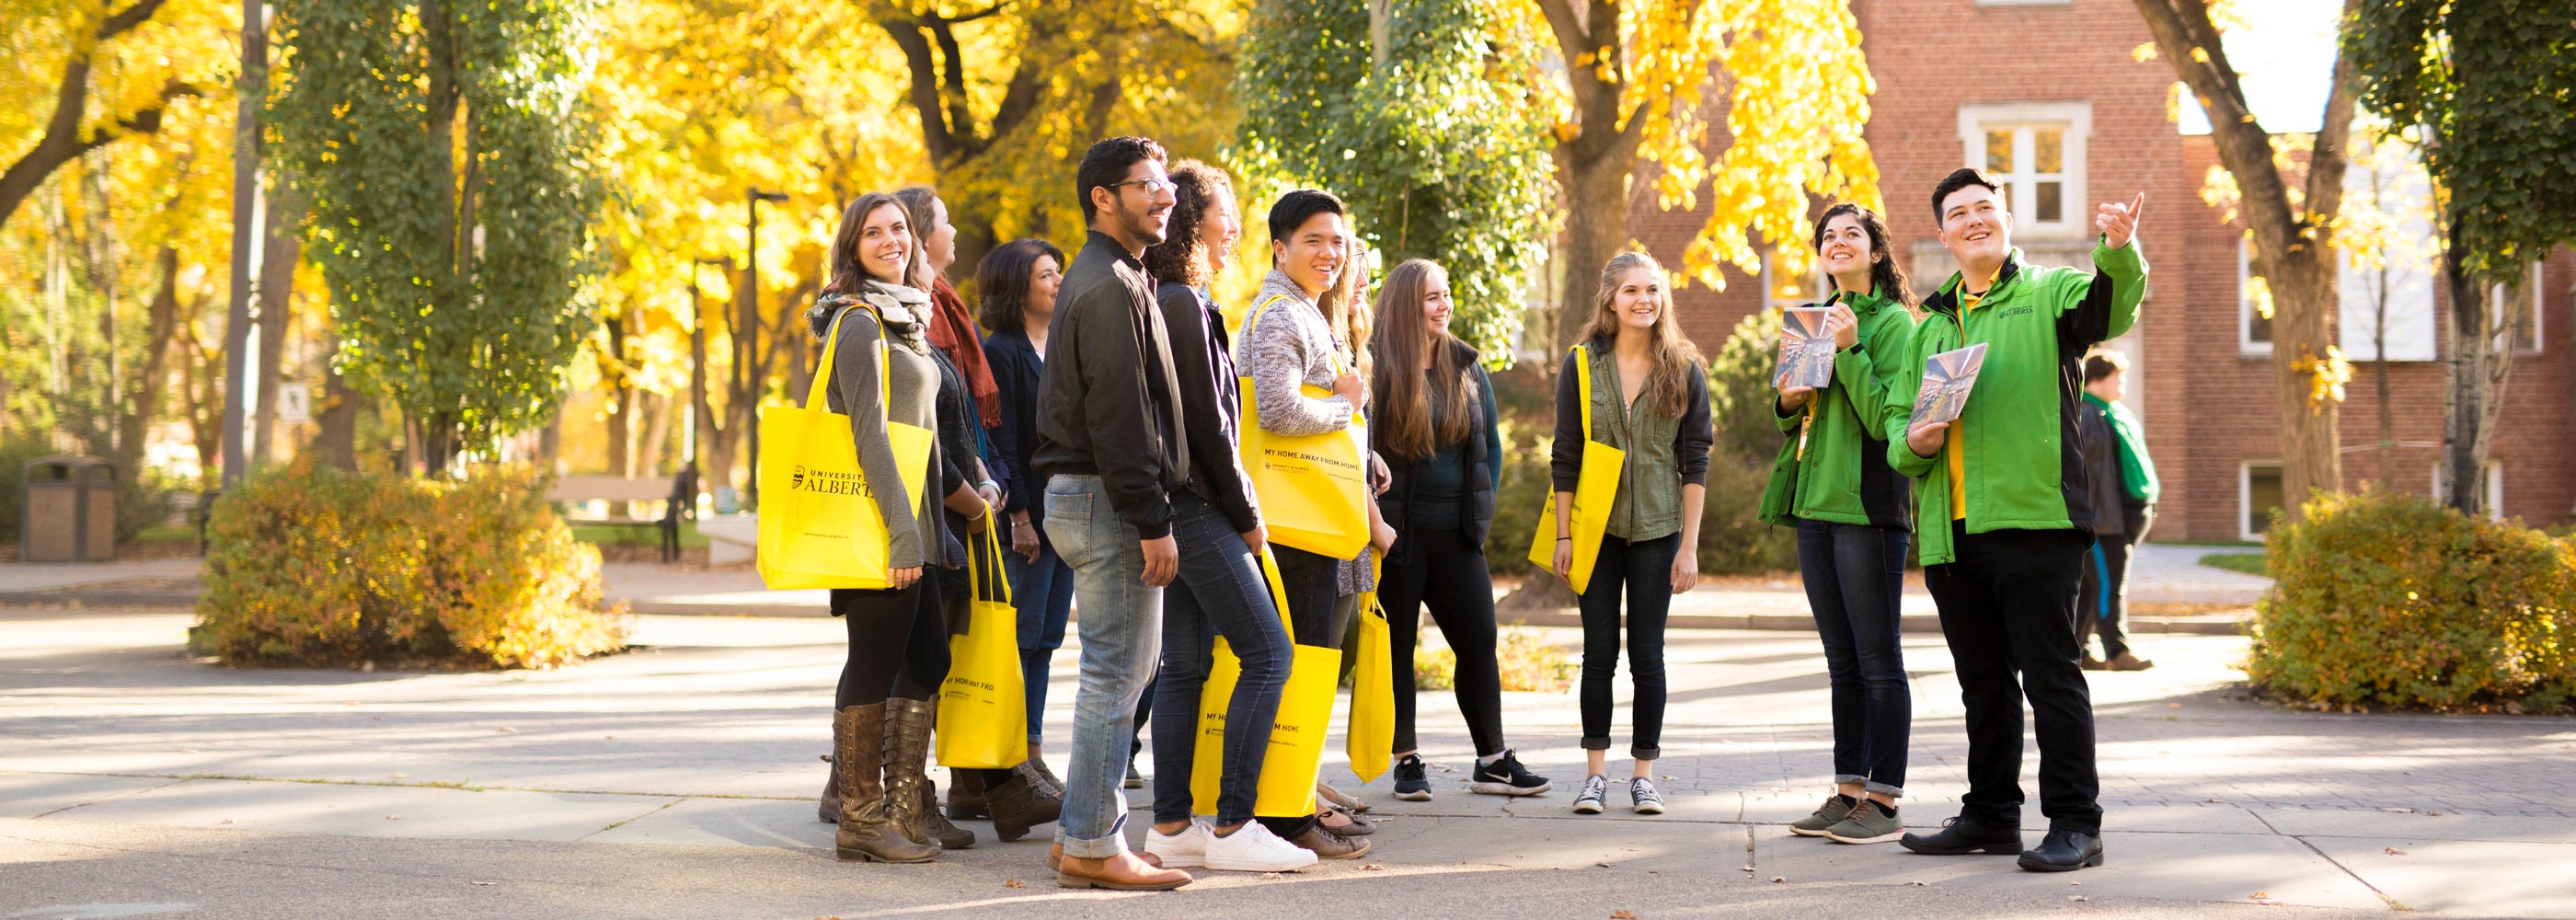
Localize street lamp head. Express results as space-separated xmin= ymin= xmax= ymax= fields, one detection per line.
xmin=751 ymin=189 xmax=790 ymax=203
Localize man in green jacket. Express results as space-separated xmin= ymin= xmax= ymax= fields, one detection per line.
xmin=1884 ymin=167 xmax=2145 ymax=873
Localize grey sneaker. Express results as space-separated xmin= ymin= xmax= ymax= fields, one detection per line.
xmin=1629 ymin=777 xmax=1667 ymax=815
xmin=1571 ymin=775 xmax=1609 ymax=814
xmin=1823 ymin=799 xmax=1904 ymax=844
xmin=1788 ymin=794 xmax=1860 ymax=836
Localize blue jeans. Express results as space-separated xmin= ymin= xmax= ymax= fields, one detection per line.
xmin=1004 ymin=539 xmax=1076 ymax=743
xmin=1149 ymin=491 xmax=1289 ymax=827
xmin=1795 ymin=518 xmax=1912 ymax=796
xmin=1040 ymin=474 xmax=1163 ymax=858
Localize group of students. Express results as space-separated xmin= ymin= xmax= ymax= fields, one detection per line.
xmin=804 ymin=131 xmax=2160 ymax=890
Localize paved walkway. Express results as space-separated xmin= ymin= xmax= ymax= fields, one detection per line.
xmin=0 ymin=540 xmax=2269 ymax=632
xmin=4 ymin=604 xmax=2568 ymax=919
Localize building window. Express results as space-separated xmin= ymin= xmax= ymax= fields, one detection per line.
xmin=2496 ymin=263 xmax=2545 ymax=354
xmin=1958 ymin=103 xmax=2090 ymax=239
xmin=2240 ymin=239 xmax=2273 ymax=355
xmin=2242 ymin=462 xmax=2284 ymax=541
xmin=2431 ymin=460 xmax=2506 ymax=522
xmin=2340 ymin=135 xmax=2441 ymax=362
xmin=1764 ymin=250 xmax=1822 ymax=312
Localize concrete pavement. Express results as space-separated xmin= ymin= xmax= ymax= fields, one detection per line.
xmin=4 ymin=603 xmax=2570 ymax=919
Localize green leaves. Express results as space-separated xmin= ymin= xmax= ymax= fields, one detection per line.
xmin=1239 ymin=0 xmax=1556 ymax=364
xmin=2344 ymin=0 xmax=2576 ymax=289
xmin=269 ymin=0 xmax=604 ymax=470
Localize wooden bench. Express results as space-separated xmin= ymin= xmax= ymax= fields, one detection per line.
xmin=550 ymin=473 xmax=695 ymax=563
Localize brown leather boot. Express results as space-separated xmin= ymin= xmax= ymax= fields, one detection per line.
xmin=832 ymin=704 xmax=937 ymax=863
xmin=885 ymin=698 xmax=974 ymax=850
xmin=984 ymin=768 xmax=1063 ymax=843
xmin=816 ymin=753 xmax=839 ymax=824
xmin=946 ymin=765 xmax=991 ymax=821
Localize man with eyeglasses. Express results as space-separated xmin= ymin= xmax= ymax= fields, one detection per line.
xmin=1030 ymin=135 xmax=1195 ymax=891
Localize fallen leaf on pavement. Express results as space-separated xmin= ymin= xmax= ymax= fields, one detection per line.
xmin=1261 ymin=872 xmax=1282 ymax=880
xmin=1004 ymin=880 xmax=1025 ymax=888
xmin=1741 ymin=865 xmax=1755 ymax=872
xmin=1611 ymin=912 xmax=1638 ymax=919
xmin=1904 ymin=880 xmax=1927 ymax=887
xmin=1770 ymin=877 xmax=1786 ymax=883
xmin=2252 ymin=891 xmax=2269 ymax=899
xmin=471 ymin=881 xmax=495 ymax=887
xmin=1362 ymin=864 xmax=1384 ymax=871
xmin=385 ymin=815 xmax=401 ymax=821
xmin=2384 ymin=847 xmax=2407 ymax=856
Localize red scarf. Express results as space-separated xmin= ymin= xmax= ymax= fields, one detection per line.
xmin=926 ymin=277 xmax=1000 ymax=425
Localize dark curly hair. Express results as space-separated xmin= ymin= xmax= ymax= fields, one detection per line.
xmin=1811 ymin=201 xmax=1919 ymax=310
xmin=976 ymin=237 xmax=1066 ymax=334
xmin=1142 ymin=159 xmax=1235 ymax=290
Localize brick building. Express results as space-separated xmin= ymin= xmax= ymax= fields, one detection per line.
xmin=1627 ymin=0 xmax=2574 ymax=541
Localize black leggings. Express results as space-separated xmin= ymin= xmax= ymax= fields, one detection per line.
xmin=1381 ymin=527 xmax=1505 ymax=756
xmin=1579 ymin=533 xmax=1679 ymax=761
xmin=833 ymin=580 xmax=950 ymax=708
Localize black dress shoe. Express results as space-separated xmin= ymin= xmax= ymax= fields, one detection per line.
xmin=1898 ymin=816 xmax=2024 ymax=855
xmin=2017 ymin=827 xmax=2104 ymax=871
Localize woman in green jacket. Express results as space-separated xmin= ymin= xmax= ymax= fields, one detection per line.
xmin=1761 ymin=203 xmax=1919 ymax=845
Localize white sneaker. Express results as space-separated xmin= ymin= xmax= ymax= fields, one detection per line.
xmin=1202 ymin=822 xmax=1319 ymax=872
xmin=1144 ymin=819 xmax=1213 ymax=868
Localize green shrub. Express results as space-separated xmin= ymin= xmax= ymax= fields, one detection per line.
xmin=1701 ymin=310 xmax=1798 ymax=573
xmin=195 ymin=460 xmax=628 ymax=670
xmin=1698 ymin=456 xmax=1800 ymax=573
xmin=2248 ymin=487 xmax=2575 ymax=712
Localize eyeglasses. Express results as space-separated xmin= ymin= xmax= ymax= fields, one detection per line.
xmin=1110 ymin=177 xmax=1174 ymax=194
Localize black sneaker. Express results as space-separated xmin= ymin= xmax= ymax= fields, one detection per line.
xmin=1392 ymin=753 xmax=1432 ymax=801
xmin=1469 ymin=750 xmax=1552 ymax=797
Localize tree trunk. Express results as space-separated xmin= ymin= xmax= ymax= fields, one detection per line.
xmin=2436 ymin=226 xmax=2510 ymax=516
xmin=635 ymin=390 xmax=673 ymax=477
xmin=313 ymin=331 xmax=362 ymax=471
xmin=2268 ymin=253 xmax=2342 ymax=523
xmin=249 ymin=190 xmax=299 ymax=467
xmin=115 ymin=247 xmax=187 ymax=472
xmin=1553 ymin=147 xmax=1629 ymax=349
xmin=603 ymin=314 xmax=632 ymax=477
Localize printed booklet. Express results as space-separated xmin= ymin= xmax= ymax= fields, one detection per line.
xmin=1908 ymin=342 xmax=1988 ymax=427
xmin=1774 ymin=307 xmax=1835 ymax=389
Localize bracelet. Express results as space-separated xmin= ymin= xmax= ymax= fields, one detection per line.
xmin=1557 ymin=536 xmax=1573 ymax=543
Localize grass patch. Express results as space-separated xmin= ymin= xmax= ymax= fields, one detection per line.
xmin=569 ymin=521 xmax=710 ymax=549
xmin=134 ymin=525 xmax=198 ymax=544
xmin=2199 ymin=551 xmax=2268 ymax=577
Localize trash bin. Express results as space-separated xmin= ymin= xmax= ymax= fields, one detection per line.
xmin=21 ymin=455 xmax=117 ymax=562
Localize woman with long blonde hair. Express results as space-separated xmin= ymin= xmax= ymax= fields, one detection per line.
xmin=1550 ymin=251 xmax=1713 ymax=817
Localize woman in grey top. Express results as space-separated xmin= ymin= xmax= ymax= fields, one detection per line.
xmin=813 ymin=191 xmax=980 ymax=866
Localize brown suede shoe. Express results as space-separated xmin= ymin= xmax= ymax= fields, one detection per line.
xmin=1047 ymin=842 xmax=1161 ymax=871
xmin=1057 ymin=852 xmax=1190 ymax=891
xmin=2108 ymin=651 xmax=2156 ymax=672
xmin=1288 ymin=823 xmax=1372 ymax=859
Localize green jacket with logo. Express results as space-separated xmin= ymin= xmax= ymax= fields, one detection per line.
xmin=1885 ymin=240 xmax=2146 ymax=565
xmin=1757 ymin=286 xmax=1917 ymax=532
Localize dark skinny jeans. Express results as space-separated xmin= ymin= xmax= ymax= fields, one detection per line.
xmin=1795 ymin=518 xmax=1912 ymax=796
xmin=1148 ymin=493 xmax=1291 ymax=828
xmin=1381 ymin=527 xmax=1505 ymax=756
xmin=1579 ymin=533 xmax=1680 ymax=761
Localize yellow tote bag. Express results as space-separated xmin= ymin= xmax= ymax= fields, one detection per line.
xmin=1526 ymin=345 xmax=1626 ymax=594
xmin=1345 ymin=558 xmax=1393 ymax=783
xmin=1190 ymin=548 xmax=1340 ymax=818
xmin=756 ymin=305 xmax=936 ymax=590
xmin=1236 ymin=295 xmax=1372 ymax=560
xmin=937 ymin=523 xmax=1029 ymax=769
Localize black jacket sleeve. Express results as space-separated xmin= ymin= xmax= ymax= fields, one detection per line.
xmin=1676 ymin=370 xmax=1714 ymax=487
xmin=1157 ymin=284 xmax=1259 ymax=535
xmin=1064 ymin=272 xmax=1175 ymax=538
xmin=1549 ymin=348 xmax=1584 ymax=493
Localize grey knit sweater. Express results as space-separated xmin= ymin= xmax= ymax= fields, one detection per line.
xmin=1236 ymin=269 xmax=1375 ymax=592
xmin=816 ymin=282 xmax=944 ymax=571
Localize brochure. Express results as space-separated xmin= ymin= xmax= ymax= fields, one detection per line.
xmin=1908 ymin=342 xmax=1988 ymax=427
xmin=1773 ymin=307 xmax=1836 ymax=389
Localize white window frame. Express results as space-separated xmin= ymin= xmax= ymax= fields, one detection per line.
xmin=2239 ymin=239 xmax=2273 ymax=357
xmin=2241 ymin=460 xmax=2283 ymax=542
xmin=1957 ymin=102 xmax=2091 ymax=239
xmin=2495 ymin=262 xmax=2546 ymax=355
xmin=2431 ymin=460 xmax=2506 ymax=522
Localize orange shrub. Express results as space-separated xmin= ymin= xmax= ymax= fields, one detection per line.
xmin=195 ymin=460 xmax=627 ymax=669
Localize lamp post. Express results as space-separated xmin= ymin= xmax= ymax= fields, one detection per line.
xmin=742 ymin=188 xmax=790 ymax=508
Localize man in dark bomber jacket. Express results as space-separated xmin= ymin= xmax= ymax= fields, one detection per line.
xmin=1029 ymin=136 xmax=1195 ymax=891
